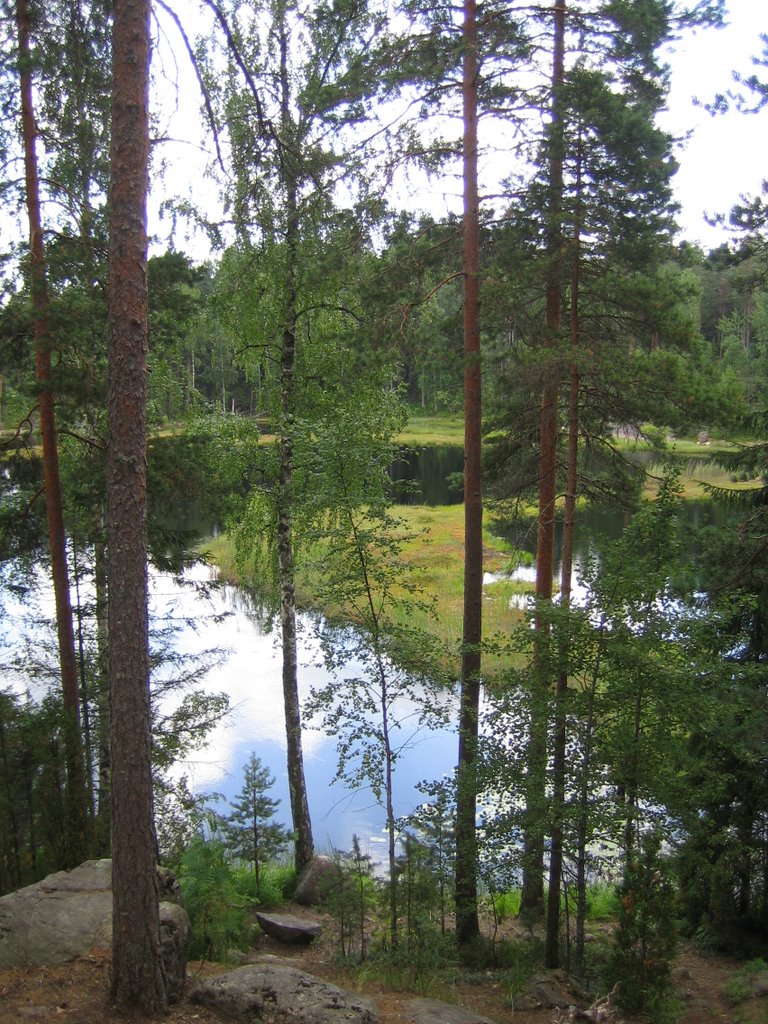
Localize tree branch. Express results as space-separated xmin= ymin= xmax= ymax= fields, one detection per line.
xmin=155 ymin=0 xmax=226 ymax=174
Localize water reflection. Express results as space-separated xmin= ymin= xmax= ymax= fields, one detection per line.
xmin=155 ymin=568 xmax=458 ymax=856
xmin=1 ymin=442 xmax=733 ymax=859
xmin=390 ymin=446 xmax=464 ymax=505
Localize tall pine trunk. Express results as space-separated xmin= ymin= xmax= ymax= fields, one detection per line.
xmin=15 ymin=0 xmax=89 ymax=868
xmin=545 ymin=133 xmax=582 ymax=967
xmin=520 ymin=0 xmax=566 ymax=922
xmin=94 ymin=529 xmax=111 ymax=854
xmin=455 ymin=0 xmax=482 ymax=946
xmin=574 ymin=623 xmax=604 ymax=973
xmin=107 ymin=0 xmax=167 ymax=1010
xmin=276 ymin=16 xmax=314 ymax=875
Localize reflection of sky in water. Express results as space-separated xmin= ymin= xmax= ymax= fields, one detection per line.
xmin=2 ymin=561 xmax=458 ymax=861
xmin=152 ymin=566 xmax=458 ymax=860
xmin=483 ymin=554 xmax=592 ymax=612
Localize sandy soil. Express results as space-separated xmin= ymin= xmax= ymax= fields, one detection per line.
xmin=0 ymin=904 xmax=759 ymax=1024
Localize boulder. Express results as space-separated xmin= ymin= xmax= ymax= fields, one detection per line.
xmin=406 ymin=997 xmax=496 ymax=1024
xmin=0 ymin=860 xmax=113 ymax=970
xmin=294 ymin=855 xmax=341 ymax=906
xmin=255 ymin=910 xmax=322 ymax=944
xmin=158 ymin=864 xmax=184 ymax=904
xmin=160 ymin=900 xmax=190 ymax=1002
xmin=513 ymin=970 xmax=589 ymax=1011
xmin=0 ymin=859 xmax=189 ymax=1004
xmin=191 ymin=961 xmax=379 ymax=1024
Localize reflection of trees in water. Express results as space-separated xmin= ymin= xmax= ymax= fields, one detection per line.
xmin=390 ymin=446 xmax=465 ymax=505
xmin=491 ymin=499 xmax=730 ymax=567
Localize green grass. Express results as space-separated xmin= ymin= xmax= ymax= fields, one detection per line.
xmin=488 ymin=882 xmax=618 ymax=924
xmin=200 ymin=414 xmax=762 ymax=674
xmin=583 ymin=881 xmax=620 ymax=921
xmin=381 ymin=504 xmax=528 ymax=663
xmin=490 ymin=890 xmax=521 ymax=920
xmin=397 ymin=413 xmax=464 ymax=446
xmin=723 ymin=959 xmax=768 ymax=1005
xmin=202 ymin=504 xmax=529 ymax=674
xmin=642 ymin=456 xmax=763 ymax=500
xmin=201 ymin=533 xmax=242 ymax=584
xmin=396 ymin=414 xmax=763 ymax=501
xmin=231 ymin=861 xmax=297 ymax=905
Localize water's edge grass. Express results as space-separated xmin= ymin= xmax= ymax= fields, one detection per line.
xmin=202 ymin=416 xmax=761 ymax=670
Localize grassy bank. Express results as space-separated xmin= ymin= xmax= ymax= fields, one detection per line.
xmin=202 ymin=416 xmax=762 ymax=671
xmin=203 ymin=503 xmax=530 ymax=671
xmin=396 ymin=413 xmax=464 ymax=447
xmin=399 ymin=412 xmax=761 ymax=500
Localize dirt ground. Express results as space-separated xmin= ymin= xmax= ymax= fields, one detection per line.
xmin=0 ymin=904 xmax=760 ymax=1024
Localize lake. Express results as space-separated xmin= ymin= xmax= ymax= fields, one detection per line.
xmin=150 ymin=568 xmax=458 ymax=860
xmin=0 ymin=443 xmax=730 ymax=861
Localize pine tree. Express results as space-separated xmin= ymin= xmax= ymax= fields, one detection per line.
xmin=455 ymin=0 xmax=482 ymax=948
xmin=222 ymin=753 xmax=289 ymax=892
xmin=481 ymin=0 xmax=721 ymax=952
xmin=13 ymin=0 xmax=91 ymax=868
xmin=107 ymin=0 xmax=166 ymax=1010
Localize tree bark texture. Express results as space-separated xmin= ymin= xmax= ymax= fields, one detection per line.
xmin=455 ymin=0 xmax=482 ymax=947
xmin=521 ymin=0 xmax=566 ymax=922
xmin=16 ymin=0 xmax=89 ymax=868
xmin=94 ymin=530 xmax=112 ymax=854
xmin=545 ymin=130 xmax=582 ymax=968
xmin=107 ymin=0 xmax=167 ymax=1011
xmin=276 ymin=16 xmax=314 ymax=875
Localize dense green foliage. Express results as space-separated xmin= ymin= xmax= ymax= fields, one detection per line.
xmin=178 ymin=835 xmax=255 ymax=961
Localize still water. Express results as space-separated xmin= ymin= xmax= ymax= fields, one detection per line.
xmin=1 ymin=444 xmax=728 ymax=859
xmin=151 ymin=568 xmax=457 ymax=859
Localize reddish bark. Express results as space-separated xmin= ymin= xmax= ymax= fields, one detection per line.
xmin=456 ymin=0 xmax=482 ymax=946
xmin=16 ymin=0 xmax=88 ymax=866
xmin=106 ymin=0 xmax=167 ymax=1011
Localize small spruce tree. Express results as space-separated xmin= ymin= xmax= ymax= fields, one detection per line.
xmin=222 ymin=753 xmax=289 ymax=894
xmin=607 ymin=831 xmax=678 ymax=1022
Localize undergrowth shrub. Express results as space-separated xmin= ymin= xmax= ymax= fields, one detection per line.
xmin=490 ymin=889 xmax=521 ymax=921
xmin=179 ymin=836 xmax=254 ymax=961
xmin=232 ymin=861 xmax=297 ymax=905
xmin=357 ymin=931 xmax=458 ymax=996
xmin=606 ymin=832 xmax=679 ymax=1024
xmin=723 ymin=958 xmax=768 ymax=1005
xmin=585 ymin=882 xmax=620 ymax=921
xmin=322 ymin=837 xmax=375 ymax=961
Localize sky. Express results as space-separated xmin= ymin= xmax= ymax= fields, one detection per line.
xmin=150 ymin=0 xmax=767 ymax=259
xmin=659 ymin=0 xmax=767 ymax=249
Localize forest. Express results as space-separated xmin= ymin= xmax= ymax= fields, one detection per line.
xmin=1 ymin=0 xmax=768 ymax=1018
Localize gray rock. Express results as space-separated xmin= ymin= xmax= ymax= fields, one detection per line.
xmin=294 ymin=855 xmax=341 ymax=905
xmin=192 ymin=961 xmax=379 ymax=1024
xmin=160 ymin=900 xmax=190 ymax=1002
xmin=0 ymin=860 xmax=113 ymax=969
xmin=0 ymin=859 xmax=189 ymax=1004
xmin=256 ymin=911 xmax=322 ymax=944
xmin=158 ymin=864 xmax=184 ymax=904
xmin=513 ymin=970 xmax=589 ymax=1011
xmin=406 ymin=997 xmax=496 ymax=1024
xmin=750 ymin=970 xmax=768 ymax=998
